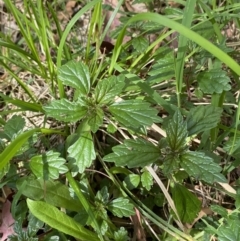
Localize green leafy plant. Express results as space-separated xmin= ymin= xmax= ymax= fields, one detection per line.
xmin=1 ymin=0 xmax=240 ymax=240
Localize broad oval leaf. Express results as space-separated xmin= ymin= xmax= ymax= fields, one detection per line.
xmin=17 ymin=177 xmax=82 ymax=211
xmin=103 ymin=138 xmax=160 ymax=168
xmin=124 ymin=174 xmax=140 ymax=190
xmin=171 ymin=183 xmax=201 ymax=223
xmin=180 ymin=151 xmax=227 ymax=183
xmin=30 ymin=150 xmax=68 ymax=180
xmin=109 ymin=100 xmax=160 ymax=129
xmin=197 ymin=69 xmax=231 ymax=94
xmin=27 ymin=199 xmax=100 ymax=241
xmin=43 ymin=99 xmax=88 ymax=122
xmin=58 ymin=61 xmax=91 ymax=95
xmin=166 ymin=110 xmax=188 ymax=152
xmin=186 ymin=105 xmax=222 ymax=136
xmin=107 ymin=197 xmax=135 ymax=218
xmin=68 ymin=131 xmax=96 ymax=173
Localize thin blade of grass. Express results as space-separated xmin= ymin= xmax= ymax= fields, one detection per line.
xmin=175 ymin=0 xmax=196 ymax=107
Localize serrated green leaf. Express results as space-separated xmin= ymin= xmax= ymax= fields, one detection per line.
xmin=30 ymin=150 xmax=68 ymax=180
xmin=124 ymin=174 xmax=140 ymax=190
xmin=141 ymin=170 xmax=153 ymax=191
xmin=132 ymin=36 xmax=149 ymax=53
xmin=147 ymin=47 xmax=175 ymax=84
xmin=103 ymin=138 xmax=160 ymax=168
xmin=186 ymin=105 xmax=222 ymax=136
xmin=107 ymin=197 xmax=135 ymax=218
xmin=94 ymin=75 xmax=125 ymax=104
xmin=180 ymin=151 xmax=227 ymax=183
xmin=218 ymin=215 xmax=240 ymax=241
xmin=68 ymin=131 xmax=96 ymax=173
xmin=198 ymin=69 xmax=231 ymax=94
xmin=87 ymin=107 xmax=104 ymax=133
xmin=171 ymin=183 xmax=201 ymax=223
xmin=0 ymin=115 xmax=25 ymax=141
xmin=27 ymin=199 xmax=100 ymax=241
xmin=58 ymin=60 xmax=91 ymax=95
xmin=114 ymin=227 xmax=129 ymax=241
xmin=166 ymin=110 xmax=188 ymax=152
xmin=17 ymin=177 xmax=82 ymax=211
xmin=43 ymin=99 xmax=88 ymax=122
xmin=109 ymin=100 xmax=160 ymax=129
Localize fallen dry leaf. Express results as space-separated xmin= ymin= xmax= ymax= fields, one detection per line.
xmin=0 ymin=200 xmax=15 ymax=241
xmin=125 ymin=0 xmax=147 ymax=13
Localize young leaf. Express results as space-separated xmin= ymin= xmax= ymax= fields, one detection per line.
xmin=103 ymin=138 xmax=160 ymax=168
xmin=68 ymin=131 xmax=96 ymax=173
xmin=87 ymin=107 xmax=104 ymax=133
xmin=30 ymin=150 xmax=68 ymax=180
xmin=180 ymin=151 xmax=227 ymax=183
xmin=124 ymin=174 xmax=140 ymax=190
xmin=27 ymin=199 xmax=100 ymax=241
xmin=17 ymin=177 xmax=82 ymax=211
xmin=141 ymin=170 xmax=153 ymax=191
xmin=171 ymin=183 xmax=201 ymax=223
xmin=197 ymin=69 xmax=231 ymax=94
xmin=186 ymin=105 xmax=222 ymax=136
xmin=58 ymin=60 xmax=91 ymax=95
xmin=0 ymin=115 xmax=25 ymax=141
xmin=109 ymin=100 xmax=160 ymax=129
xmin=162 ymin=154 xmax=180 ymax=176
xmin=166 ymin=110 xmax=188 ymax=152
xmin=107 ymin=197 xmax=135 ymax=218
xmin=94 ymin=75 xmax=125 ymax=105
xmin=95 ymin=186 xmax=109 ymax=204
xmin=114 ymin=227 xmax=129 ymax=241
xmin=43 ymin=99 xmax=88 ymax=122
